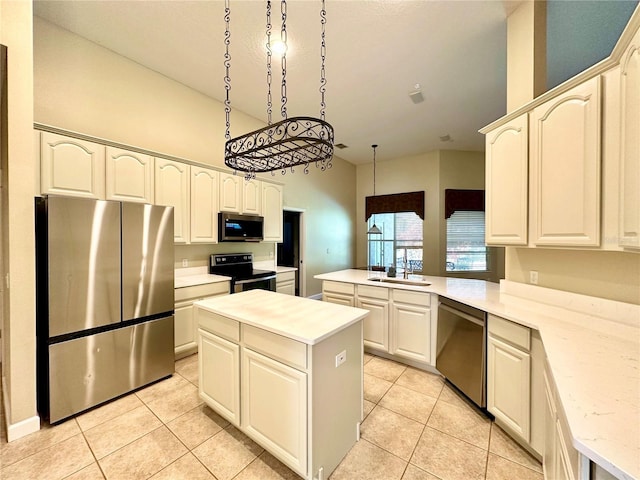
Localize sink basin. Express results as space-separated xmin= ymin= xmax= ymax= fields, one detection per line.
xmin=367 ymin=276 xmax=431 ymax=286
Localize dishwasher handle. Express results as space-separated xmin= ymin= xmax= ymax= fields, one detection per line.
xmin=438 ymin=303 xmax=486 ymax=327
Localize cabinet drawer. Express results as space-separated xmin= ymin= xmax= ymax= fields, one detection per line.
xmin=488 ymin=314 xmax=530 ymax=351
xmin=243 ymin=324 xmax=307 ymax=371
xmin=323 ymin=281 xmax=355 ymax=295
xmin=357 ymin=284 xmax=389 ymax=300
xmin=176 ymin=281 xmax=230 ymax=302
xmin=392 ymin=289 xmax=431 ymax=307
xmin=197 ymin=308 xmax=240 ymax=342
xmin=277 ymin=270 xmax=296 ymax=282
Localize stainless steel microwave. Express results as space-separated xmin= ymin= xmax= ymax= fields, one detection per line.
xmin=218 ymin=212 xmax=264 ymax=242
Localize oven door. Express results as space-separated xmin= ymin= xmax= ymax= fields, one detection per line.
xmin=233 ymin=275 xmax=276 ymax=293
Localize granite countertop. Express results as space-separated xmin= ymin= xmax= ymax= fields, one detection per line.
xmin=195 ymin=289 xmax=368 ymax=345
xmin=315 ymin=269 xmax=640 ymax=480
xmin=174 ymin=266 xmax=231 ymax=288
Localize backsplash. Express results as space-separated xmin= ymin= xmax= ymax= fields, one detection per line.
xmin=174 ymin=242 xmax=276 ymax=269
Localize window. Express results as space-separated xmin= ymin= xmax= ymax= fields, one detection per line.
xmin=368 ymin=212 xmax=423 ymax=271
xmin=446 ymin=210 xmax=488 ymax=272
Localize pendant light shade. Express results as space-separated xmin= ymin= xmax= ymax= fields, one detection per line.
xmin=367 ymin=144 xmax=382 ymax=235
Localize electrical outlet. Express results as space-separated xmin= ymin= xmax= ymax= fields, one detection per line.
xmin=182 ymin=258 xmax=188 ymax=267
xmin=335 ymin=350 xmax=346 ymax=367
xmin=530 ymin=270 xmax=538 ymax=285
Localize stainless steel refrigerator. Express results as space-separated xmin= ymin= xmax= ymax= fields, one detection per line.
xmin=36 ymin=195 xmax=175 ymax=423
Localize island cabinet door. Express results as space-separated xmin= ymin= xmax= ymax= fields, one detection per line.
xmin=198 ymin=329 xmax=240 ymax=427
xmin=242 ymin=348 xmax=307 ymax=476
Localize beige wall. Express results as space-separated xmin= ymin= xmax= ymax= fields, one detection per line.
xmin=355 ymin=149 xmax=496 ymax=279
xmin=1 ymin=0 xmax=38 ymax=434
xmin=34 ymin=17 xmax=356 ymax=297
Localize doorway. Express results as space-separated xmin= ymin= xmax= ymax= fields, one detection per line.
xmin=277 ymin=209 xmax=303 ymax=296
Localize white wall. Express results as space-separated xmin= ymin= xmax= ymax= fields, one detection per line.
xmin=34 ymin=17 xmax=356 ymax=297
xmin=1 ymin=0 xmax=39 ymax=439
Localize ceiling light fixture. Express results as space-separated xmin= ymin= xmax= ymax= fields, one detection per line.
xmin=367 ymin=144 xmax=382 ymax=235
xmin=223 ymin=0 xmax=335 ymax=179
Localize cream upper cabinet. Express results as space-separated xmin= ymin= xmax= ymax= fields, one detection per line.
xmin=530 ymin=76 xmax=602 ymax=247
xmin=190 ymin=166 xmax=218 ymax=243
xmin=219 ymin=172 xmax=242 ymax=213
xmin=242 ymin=179 xmax=262 ymax=215
xmin=262 ymin=182 xmax=284 ymax=242
xmin=155 ymin=158 xmax=190 ymax=244
xmin=619 ymin=28 xmax=640 ymax=250
xmin=105 ymin=146 xmax=154 ymax=204
xmin=485 ymin=114 xmax=529 ymax=245
xmin=40 ymin=131 xmax=105 ymax=199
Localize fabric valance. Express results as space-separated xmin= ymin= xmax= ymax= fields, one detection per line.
xmin=444 ymin=189 xmax=485 ymax=219
xmin=365 ymin=191 xmax=425 ymax=221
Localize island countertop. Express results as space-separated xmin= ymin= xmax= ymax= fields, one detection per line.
xmin=194 ymin=289 xmax=368 ymax=345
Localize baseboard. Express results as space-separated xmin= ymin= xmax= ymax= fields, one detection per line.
xmin=3 ymin=375 xmax=40 ymax=442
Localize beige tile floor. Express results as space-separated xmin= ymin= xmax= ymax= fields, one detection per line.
xmin=0 ymin=354 xmax=543 ymax=480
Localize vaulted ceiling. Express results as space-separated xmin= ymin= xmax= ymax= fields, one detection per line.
xmin=34 ymin=1 xmax=509 ymax=164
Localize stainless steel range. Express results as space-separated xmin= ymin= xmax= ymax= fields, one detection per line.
xmin=209 ymin=253 xmax=276 ymax=293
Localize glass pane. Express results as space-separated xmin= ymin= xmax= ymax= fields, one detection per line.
xmin=367 ymin=211 xmax=423 ymax=270
xmin=446 ymin=210 xmax=487 ymax=271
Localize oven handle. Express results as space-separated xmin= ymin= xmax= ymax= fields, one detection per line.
xmin=438 ymin=304 xmax=485 ymax=327
xmin=234 ymin=274 xmax=277 ymax=285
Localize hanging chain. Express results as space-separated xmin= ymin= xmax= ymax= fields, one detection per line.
xmin=319 ymin=0 xmax=327 ymax=121
xmin=224 ymin=0 xmax=231 ymax=140
xmin=372 ymin=145 xmax=377 ymax=196
xmin=266 ymin=1 xmax=273 ymax=125
xmin=280 ymin=0 xmax=288 ymax=120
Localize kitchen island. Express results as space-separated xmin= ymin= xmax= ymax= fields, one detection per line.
xmin=316 ymin=269 xmax=640 ymax=480
xmin=194 ymin=289 xmax=368 ymax=480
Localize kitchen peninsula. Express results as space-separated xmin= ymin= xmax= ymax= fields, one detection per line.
xmin=316 ymin=269 xmax=640 ymax=480
xmin=194 ymin=289 xmax=368 ymax=480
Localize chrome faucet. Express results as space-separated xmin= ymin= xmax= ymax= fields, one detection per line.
xmin=403 ymin=256 xmax=409 ymax=279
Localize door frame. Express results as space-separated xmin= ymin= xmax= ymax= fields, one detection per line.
xmin=283 ymin=207 xmax=306 ymax=298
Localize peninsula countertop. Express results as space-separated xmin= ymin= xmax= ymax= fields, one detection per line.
xmin=194 ymin=289 xmax=368 ymax=345
xmin=315 ymin=269 xmax=640 ymax=480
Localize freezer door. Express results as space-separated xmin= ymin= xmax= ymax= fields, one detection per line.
xmin=48 ymin=196 xmax=122 ymax=337
xmin=122 ymin=203 xmax=174 ymax=321
xmin=48 ymin=316 xmax=174 ymax=423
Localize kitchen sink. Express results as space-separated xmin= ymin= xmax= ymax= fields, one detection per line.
xmin=367 ymin=276 xmax=431 ymax=286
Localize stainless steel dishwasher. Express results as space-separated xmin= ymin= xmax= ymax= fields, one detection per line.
xmin=436 ymin=297 xmax=487 ymax=408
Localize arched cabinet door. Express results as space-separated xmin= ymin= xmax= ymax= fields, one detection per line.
xmin=619 ymin=29 xmax=640 ymax=250
xmin=530 ymin=76 xmax=601 ymax=247
xmin=155 ymin=158 xmax=190 ymax=244
xmin=485 ymin=113 xmax=529 ymax=246
xmin=40 ymin=131 xmax=105 ymax=199
xmin=105 ymin=146 xmax=154 ymax=203
xmin=190 ymin=166 xmax=218 ymax=243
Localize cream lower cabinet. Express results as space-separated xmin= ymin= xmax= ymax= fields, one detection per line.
xmin=174 ymin=282 xmax=229 ymax=359
xmin=356 ymin=285 xmax=390 ymax=352
xmin=322 ymin=281 xmax=355 ymax=307
xmin=488 ymin=314 xmax=544 ymax=457
xmin=276 ymin=270 xmax=296 ymax=295
xmin=242 ymin=348 xmax=307 ymax=473
xmin=390 ymin=290 xmax=433 ymax=365
xmin=543 ymin=361 xmax=582 ymax=480
xmin=198 ymin=329 xmax=240 ymax=426
xmin=40 ymin=131 xmax=106 ymax=199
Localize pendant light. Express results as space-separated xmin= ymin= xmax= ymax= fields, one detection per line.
xmin=223 ymin=0 xmax=334 ymax=179
xmin=367 ymin=144 xmax=382 ymax=235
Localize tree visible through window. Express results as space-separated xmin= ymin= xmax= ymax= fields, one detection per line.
xmin=367 ymin=212 xmax=423 ymax=272
xmin=446 ymin=210 xmax=488 ymax=272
